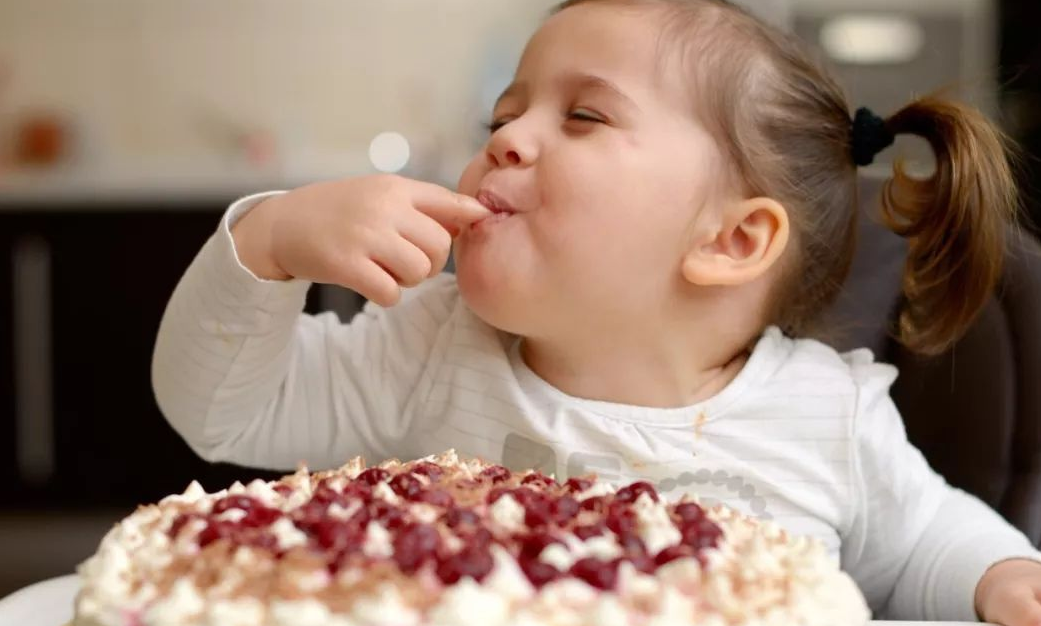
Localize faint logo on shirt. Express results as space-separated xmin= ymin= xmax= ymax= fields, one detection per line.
xmin=501 ymin=433 xmax=772 ymax=520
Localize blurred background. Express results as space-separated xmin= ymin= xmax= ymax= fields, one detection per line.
xmin=0 ymin=0 xmax=1038 ymax=596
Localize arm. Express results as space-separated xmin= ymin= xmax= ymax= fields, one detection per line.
xmin=151 ymin=192 xmax=460 ymax=471
xmin=840 ymin=354 xmax=1041 ymax=620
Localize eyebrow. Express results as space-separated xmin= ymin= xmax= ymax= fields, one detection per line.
xmin=494 ymin=73 xmax=641 ymax=112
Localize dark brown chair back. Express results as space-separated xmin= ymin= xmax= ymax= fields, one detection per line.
xmin=824 ymin=174 xmax=1041 ymax=544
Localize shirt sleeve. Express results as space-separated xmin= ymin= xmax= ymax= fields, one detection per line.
xmin=151 ymin=191 xmax=460 ymax=471
xmin=840 ymin=351 xmax=1041 ymax=620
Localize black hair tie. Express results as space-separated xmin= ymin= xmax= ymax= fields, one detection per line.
xmin=850 ymin=107 xmax=895 ymax=167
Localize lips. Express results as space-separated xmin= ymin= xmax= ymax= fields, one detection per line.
xmin=472 ymin=189 xmax=519 ymax=230
xmin=477 ymin=189 xmax=519 ymax=214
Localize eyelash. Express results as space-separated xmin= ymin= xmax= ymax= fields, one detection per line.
xmin=484 ymin=110 xmax=604 ymax=134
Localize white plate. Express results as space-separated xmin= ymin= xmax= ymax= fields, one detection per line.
xmin=0 ymin=575 xmax=77 ymax=626
xmin=0 ymin=576 xmax=991 ymax=626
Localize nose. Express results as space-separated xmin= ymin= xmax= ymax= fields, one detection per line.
xmin=486 ymin=120 xmax=536 ymax=168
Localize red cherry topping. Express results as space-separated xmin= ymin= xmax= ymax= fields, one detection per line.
xmin=614 ymin=481 xmax=659 ymax=504
xmin=392 ymin=523 xmax=441 ymax=574
xmin=389 ymin=473 xmax=423 ymax=500
xmin=565 ymin=477 xmax=593 ymax=493
xmin=616 ymin=530 xmax=647 ymax=556
xmin=674 ymin=502 xmax=705 ymax=523
xmin=443 ymin=507 xmax=480 ymax=528
xmin=416 ymin=488 xmax=454 ymax=509
xmin=573 ymin=523 xmax=606 ymax=540
xmin=680 ymin=519 xmax=724 ymax=550
xmin=346 ymin=506 xmax=371 ymax=528
xmin=519 ymin=532 xmax=563 ymax=560
xmin=570 ymin=557 xmax=620 ymax=591
xmin=580 ymin=496 xmax=606 ymax=512
xmin=211 ymin=495 xmax=281 ymax=527
xmin=486 ymin=487 xmax=511 ymax=505
xmin=314 ymin=519 xmax=365 ymax=551
xmin=341 ymin=481 xmax=373 ymax=504
xmin=550 ymin=496 xmax=579 ymax=524
xmin=211 ymin=495 xmax=258 ymax=514
xmin=606 ymin=502 xmax=637 ymax=535
xmin=508 ymin=487 xmax=538 ymax=507
xmin=198 ymin=520 xmax=238 ymax=547
xmin=480 ymin=465 xmax=512 ymax=483
xmin=369 ymin=501 xmax=407 ymax=531
xmin=697 ymin=521 xmax=724 ymax=549
xmin=291 ymin=499 xmax=329 ymax=532
xmin=410 ymin=462 xmax=444 ymax=482
xmin=524 ymin=497 xmax=553 ymax=528
xmin=629 ymin=554 xmax=657 ymax=574
xmin=170 ymin=460 xmax=709 ymax=586
xmin=521 ymin=471 xmax=555 ymax=487
xmin=312 ymin=484 xmax=348 ymax=507
xmin=520 ymin=558 xmax=562 ymax=588
xmin=436 ymin=544 xmax=494 ymax=584
xmin=654 ymin=545 xmax=694 ymax=567
xmin=242 ymin=507 xmax=282 ymax=528
xmin=459 ymin=527 xmax=495 ymax=548
xmin=356 ymin=467 xmax=391 ymax=485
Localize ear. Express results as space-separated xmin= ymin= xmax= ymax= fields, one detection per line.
xmin=682 ymin=197 xmax=790 ymax=286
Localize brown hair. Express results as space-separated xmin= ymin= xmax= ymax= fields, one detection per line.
xmin=555 ymin=0 xmax=1019 ymax=355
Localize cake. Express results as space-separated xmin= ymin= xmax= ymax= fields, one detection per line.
xmin=73 ymin=450 xmax=870 ymax=626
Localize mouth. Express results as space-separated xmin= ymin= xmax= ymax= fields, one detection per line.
xmin=476 ymin=189 xmax=518 ymax=215
xmin=472 ymin=189 xmax=518 ymax=229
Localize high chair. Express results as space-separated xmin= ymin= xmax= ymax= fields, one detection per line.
xmin=826 ymin=173 xmax=1041 ymax=545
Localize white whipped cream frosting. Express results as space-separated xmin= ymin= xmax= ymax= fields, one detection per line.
xmin=74 ymin=451 xmax=870 ymax=626
xmin=488 ymin=494 xmax=526 ymax=532
xmin=269 ymin=517 xmax=308 ymax=550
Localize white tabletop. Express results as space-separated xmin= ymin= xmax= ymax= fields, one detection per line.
xmin=0 ymin=575 xmax=991 ymax=626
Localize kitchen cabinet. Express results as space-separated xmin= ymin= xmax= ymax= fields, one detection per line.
xmin=0 ymin=226 xmax=16 ymax=502
xmin=0 ymin=198 xmax=363 ymax=510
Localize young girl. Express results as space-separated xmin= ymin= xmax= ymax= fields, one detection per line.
xmin=152 ymin=0 xmax=1041 ymax=623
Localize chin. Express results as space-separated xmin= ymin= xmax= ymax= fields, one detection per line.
xmin=454 ymin=255 xmax=531 ymax=336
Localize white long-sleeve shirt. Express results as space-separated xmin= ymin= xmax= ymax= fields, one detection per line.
xmin=153 ymin=192 xmax=1040 ymax=621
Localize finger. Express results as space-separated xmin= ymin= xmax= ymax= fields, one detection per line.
xmin=398 ymin=211 xmax=454 ymax=277
xmin=370 ymin=237 xmax=432 ymax=288
xmin=343 ymin=259 xmax=401 ymax=308
xmin=406 ymin=180 xmax=491 ymax=227
xmin=986 ymin=586 xmax=1041 ymax=626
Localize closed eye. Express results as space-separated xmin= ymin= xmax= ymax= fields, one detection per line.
xmin=568 ymin=110 xmax=605 ymax=124
xmin=483 ymin=109 xmax=606 ymax=135
xmin=485 ymin=119 xmax=510 ymax=134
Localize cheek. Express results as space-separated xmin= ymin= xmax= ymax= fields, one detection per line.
xmin=456 ymin=156 xmax=487 ymax=195
xmin=542 ymin=180 xmax=691 ymax=282
xmin=539 ymin=173 xmax=653 ymax=254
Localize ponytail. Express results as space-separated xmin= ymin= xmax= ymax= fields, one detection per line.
xmin=880 ymin=95 xmax=1019 ymax=355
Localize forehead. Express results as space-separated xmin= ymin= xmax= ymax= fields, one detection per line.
xmin=513 ymin=3 xmax=690 ymax=109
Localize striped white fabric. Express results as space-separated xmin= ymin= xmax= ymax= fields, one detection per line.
xmin=152 ymin=192 xmax=1040 ymax=621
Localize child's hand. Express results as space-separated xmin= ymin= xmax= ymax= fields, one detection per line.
xmin=232 ymin=175 xmax=490 ymax=306
xmin=976 ymin=558 xmax=1041 ymax=625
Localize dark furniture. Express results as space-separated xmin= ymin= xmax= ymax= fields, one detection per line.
xmin=828 ymin=173 xmax=1041 ymax=545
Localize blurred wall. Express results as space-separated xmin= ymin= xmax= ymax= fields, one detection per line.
xmin=0 ymin=0 xmax=557 ymax=184
xmin=0 ymin=0 xmax=1002 ymax=189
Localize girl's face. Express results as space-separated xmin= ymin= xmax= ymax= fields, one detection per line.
xmin=455 ymin=3 xmax=726 ymax=339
